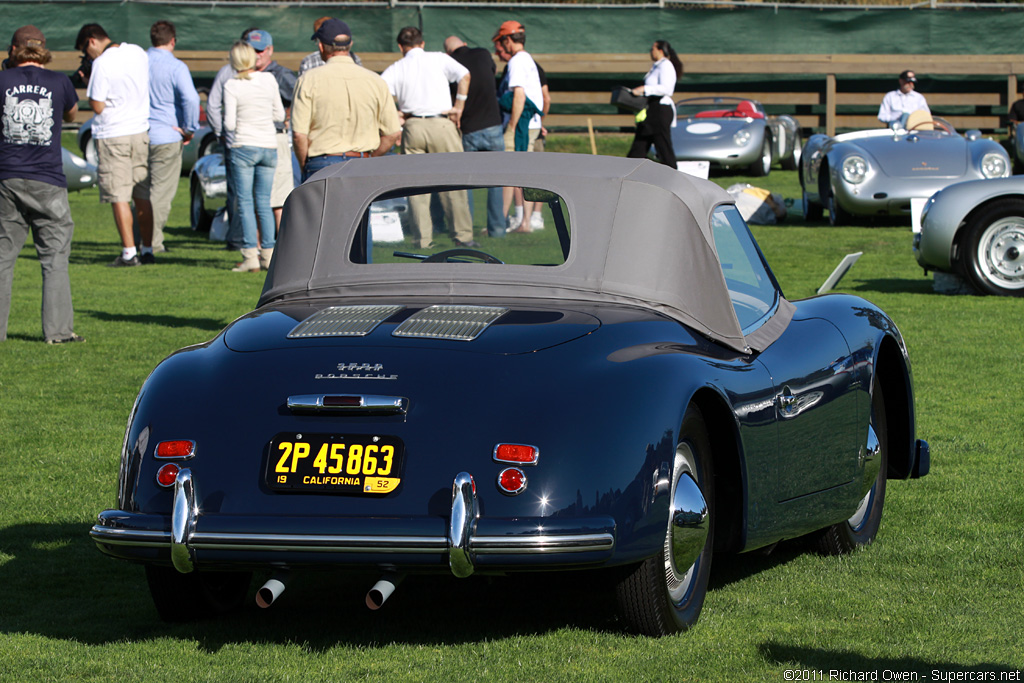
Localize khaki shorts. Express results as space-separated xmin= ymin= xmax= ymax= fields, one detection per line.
xmin=503 ymin=126 xmax=540 ymax=152
xmin=96 ymin=132 xmax=150 ymax=204
xmin=271 ymin=131 xmax=294 ymax=209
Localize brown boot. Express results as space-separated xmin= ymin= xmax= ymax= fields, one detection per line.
xmin=231 ymin=247 xmax=260 ymax=272
xmin=259 ymin=247 xmax=274 ymax=271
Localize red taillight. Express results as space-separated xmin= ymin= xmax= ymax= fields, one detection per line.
xmin=494 ymin=443 xmax=539 ymax=465
xmin=157 ymin=463 xmax=180 ymax=487
xmin=497 ymin=467 xmax=527 ymax=495
xmin=156 ymin=440 xmax=195 ymax=459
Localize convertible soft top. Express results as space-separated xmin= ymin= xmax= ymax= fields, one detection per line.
xmin=260 ymin=152 xmax=762 ymax=352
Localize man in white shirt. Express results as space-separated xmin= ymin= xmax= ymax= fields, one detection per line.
xmin=381 ymin=26 xmax=475 ymax=248
xmin=76 ymin=23 xmax=152 ymax=267
xmin=878 ymin=70 xmax=930 ymax=130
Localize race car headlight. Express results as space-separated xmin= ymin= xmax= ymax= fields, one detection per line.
xmin=733 ymin=129 xmax=752 ymax=147
xmin=981 ymin=152 xmax=1008 ymax=179
xmin=841 ymin=155 xmax=869 ymax=184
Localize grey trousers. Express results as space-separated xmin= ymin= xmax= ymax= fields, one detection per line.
xmin=0 ymin=178 xmax=75 ymax=342
xmin=147 ymin=141 xmax=184 ymax=251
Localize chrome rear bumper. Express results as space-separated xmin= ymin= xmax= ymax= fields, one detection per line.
xmin=91 ymin=470 xmax=616 ymax=575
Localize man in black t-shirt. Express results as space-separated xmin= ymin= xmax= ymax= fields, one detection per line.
xmin=445 ymin=36 xmax=506 ymax=237
xmin=0 ymin=25 xmax=82 ymax=344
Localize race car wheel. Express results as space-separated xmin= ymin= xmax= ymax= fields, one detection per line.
xmin=826 ymin=182 xmax=850 ymax=227
xmin=781 ymin=131 xmax=803 ymax=171
xmin=145 ymin=566 xmax=251 ymax=622
xmin=190 ymin=177 xmax=213 ymax=232
xmin=816 ymin=377 xmax=888 ymax=554
xmin=803 ymin=189 xmax=823 ymax=222
xmin=197 ymin=134 xmax=219 ymax=160
xmin=750 ymin=137 xmax=772 ymax=177
xmin=615 ymin=406 xmax=714 ymax=635
xmin=960 ymin=199 xmax=1024 ymax=296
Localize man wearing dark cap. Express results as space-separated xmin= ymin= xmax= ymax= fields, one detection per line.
xmin=0 ymin=26 xmax=83 ymax=343
xmin=292 ymin=19 xmax=401 ymax=181
xmin=299 ymin=16 xmax=362 ymax=75
xmin=878 ymin=70 xmax=930 ymax=130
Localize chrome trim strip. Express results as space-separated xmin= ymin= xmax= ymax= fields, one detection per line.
xmin=471 ymin=533 xmax=615 ymax=554
xmin=287 ymin=304 xmax=404 ymax=338
xmin=90 ymin=527 xmax=169 ymax=547
xmin=90 ymin=528 xmax=614 ymax=555
xmin=286 ymin=394 xmax=407 ymax=414
xmin=392 ymin=305 xmax=508 ymax=341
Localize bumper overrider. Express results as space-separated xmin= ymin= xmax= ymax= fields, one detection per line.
xmin=90 ymin=470 xmax=617 ymax=576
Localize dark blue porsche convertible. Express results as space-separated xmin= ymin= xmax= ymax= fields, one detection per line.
xmin=90 ymin=152 xmax=929 ymax=635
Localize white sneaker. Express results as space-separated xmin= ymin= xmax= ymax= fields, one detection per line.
xmin=530 ymin=213 xmax=545 ymax=230
xmin=506 ymin=215 xmax=522 ymax=232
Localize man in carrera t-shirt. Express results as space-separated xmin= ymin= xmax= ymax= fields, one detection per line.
xmin=0 ymin=25 xmax=82 ymax=344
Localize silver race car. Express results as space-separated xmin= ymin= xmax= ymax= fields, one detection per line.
xmin=62 ymin=147 xmax=97 ymax=192
xmin=916 ymin=175 xmax=1024 ymax=296
xmin=801 ymin=117 xmax=1009 ymax=226
xmin=671 ymin=97 xmax=801 ymax=177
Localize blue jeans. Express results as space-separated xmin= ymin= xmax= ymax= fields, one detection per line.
xmin=228 ymin=146 xmax=277 ymax=250
xmin=461 ymin=125 xmax=505 ymax=237
xmin=302 ymin=154 xmax=360 ymax=183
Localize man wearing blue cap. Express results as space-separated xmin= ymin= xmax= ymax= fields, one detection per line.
xmin=292 ymin=18 xmax=401 ymax=181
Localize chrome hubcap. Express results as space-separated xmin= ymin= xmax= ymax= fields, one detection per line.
xmin=978 ymin=218 xmax=1024 ymax=289
xmin=664 ymin=443 xmax=708 ymax=604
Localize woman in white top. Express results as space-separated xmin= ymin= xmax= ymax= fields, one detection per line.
xmin=626 ymin=40 xmax=682 ymax=168
xmin=223 ymin=41 xmax=285 ymax=272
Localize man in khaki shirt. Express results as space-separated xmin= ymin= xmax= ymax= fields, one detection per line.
xmin=292 ymin=19 xmax=401 ymax=182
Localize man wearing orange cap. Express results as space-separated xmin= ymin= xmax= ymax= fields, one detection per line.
xmin=493 ymin=20 xmax=544 ymax=233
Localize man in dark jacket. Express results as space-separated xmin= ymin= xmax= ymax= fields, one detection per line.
xmin=445 ymin=35 xmax=505 ymax=237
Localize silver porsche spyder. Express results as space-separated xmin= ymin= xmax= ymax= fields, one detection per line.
xmin=671 ymin=97 xmax=802 ymax=177
xmin=916 ymin=175 xmax=1024 ymax=296
xmin=800 ymin=117 xmax=1010 ymax=226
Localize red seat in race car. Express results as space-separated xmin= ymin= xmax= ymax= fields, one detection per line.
xmin=734 ymin=100 xmax=765 ymax=119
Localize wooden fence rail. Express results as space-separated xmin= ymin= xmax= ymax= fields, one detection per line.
xmin=54 ymin=52 xmax=1024 ymax=135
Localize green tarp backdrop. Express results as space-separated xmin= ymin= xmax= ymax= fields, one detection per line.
xmin=2 ymin=2 xmax=1022 ymax=59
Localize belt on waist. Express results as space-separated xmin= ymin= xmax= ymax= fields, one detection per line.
xmin=318 ymin=151 xmax=372 ymax=158
xmin=405 ymin=114 xmax=447 ymax=119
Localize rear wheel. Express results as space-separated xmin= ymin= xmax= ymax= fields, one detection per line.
xmin=190 ymin=177 xmax=213 ymax=232
xmin=615 ymin=407 xmax=714 ymax=635
xmin=145 ymin=565 xmax=251 ymax=622
xmin=750 ymin=137 xmax=772 ymax=177
xmin=959 ymin=199 xmax=1024 ymax=296
xmin=816 ymin=378 xmax=888 ymax=554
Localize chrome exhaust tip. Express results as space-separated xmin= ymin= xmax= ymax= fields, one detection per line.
xmin=365 ymin=574 xmax=404 ymax=610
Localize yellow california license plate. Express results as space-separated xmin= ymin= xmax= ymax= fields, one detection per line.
xmin=266 ymin=433 xmax=404 ymax=494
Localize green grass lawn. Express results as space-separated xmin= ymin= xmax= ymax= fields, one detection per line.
xmin=0 ymin=137 xmax=1021 ymax=682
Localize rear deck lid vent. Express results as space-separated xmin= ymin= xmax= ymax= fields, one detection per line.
xmin=287 ymin=305 xmax=404 ymax=338
xmin=392 ymin=305 xmax=508 ymax=341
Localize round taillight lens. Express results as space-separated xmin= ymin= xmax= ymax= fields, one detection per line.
xmin=497 ymin=467 xmax=527 ymax=496
xmin=156 ymin=463 xmax=180 ymax=488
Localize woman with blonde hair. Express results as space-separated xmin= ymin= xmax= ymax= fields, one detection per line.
xmin=223 ymin=40 xmax=284 ymax=272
